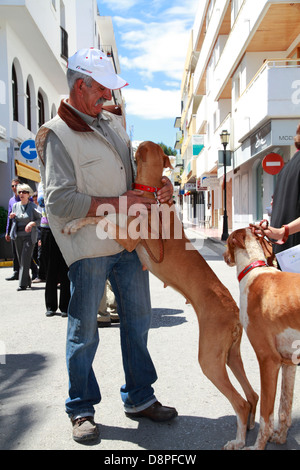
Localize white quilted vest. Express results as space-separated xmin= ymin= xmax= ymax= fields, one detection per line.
xmin=36 ymin=112 xmax=129 ymax=266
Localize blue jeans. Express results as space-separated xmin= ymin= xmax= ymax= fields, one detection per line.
xmin=65 ymin=250 xmax=157 ymax=418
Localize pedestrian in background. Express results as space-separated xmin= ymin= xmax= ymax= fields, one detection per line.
xmin=32 ymin=184 xmax=48 ymax=283
xmin=97 ymin=280 xmax=119 ymax=327
xmin=37 ymin=184 xmax=70 ymax=318
xmin=5 ymin=178 xmax=21 ymax=281
xmin=9 ymin=184 xmax=41 ymax=291
xmin=30 ymin=191 xmax=40 ymax=281
xmin=271 ymin=123 xmax=300 ymax=256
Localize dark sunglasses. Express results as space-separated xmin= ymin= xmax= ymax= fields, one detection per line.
xmin=19 ymin=191 xmax=29 ymax=194
xmin=12 ymin=185 xmax=18 ymax=188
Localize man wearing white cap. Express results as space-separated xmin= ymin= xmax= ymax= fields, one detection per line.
xmin=36 ymin=48 xmax=177 ymax=443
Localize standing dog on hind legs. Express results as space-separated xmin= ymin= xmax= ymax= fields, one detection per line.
xmin=64 ymin=141 xmax=258 ymax=450
xmin=224 ymin=227 xmax=300 ymax=450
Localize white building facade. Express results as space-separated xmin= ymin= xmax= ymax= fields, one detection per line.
xmin=176 ymin=0 xmax=300 ymax=233
xmin=0 ymin=0 xmax=124 ymax=210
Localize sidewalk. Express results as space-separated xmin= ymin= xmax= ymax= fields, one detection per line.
xmin=183 ymin=221 xmax=228 ymax=248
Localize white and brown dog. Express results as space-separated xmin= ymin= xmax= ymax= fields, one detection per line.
xmin=224 ymin=227 xmax=300 ymax=450
xmin=64 ymin=141 xmax=258 ymax=450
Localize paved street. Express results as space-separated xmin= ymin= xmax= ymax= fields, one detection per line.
xmin=1 ymin=228 xmax=300 ymax=451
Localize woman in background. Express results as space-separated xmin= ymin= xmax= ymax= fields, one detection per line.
xmin=9 ymin=184 xmax=41 ymax=291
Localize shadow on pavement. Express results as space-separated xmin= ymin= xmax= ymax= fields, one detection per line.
xmin=193 ymin=238 xmax=226 ymax=262
xmin=85 ymin=415 xmax=300 ymax=450
xmin=151 ymin=308 xmax=186 ymax=329
xmin=0 ymin=353 xmax=47 ymax=450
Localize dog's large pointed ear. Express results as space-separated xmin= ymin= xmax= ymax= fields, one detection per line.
xmin=224 ymin=233 xmax=235 ymax=266
xmin=136 ymin=144 xmax=148 ymax=162
xmin=223 ymin=230 xmax=246 ymax=266
xmin=231 ymin=230 xmax=246 ymax=250
xmin=164 ymin=155 xmax=174 ymax=169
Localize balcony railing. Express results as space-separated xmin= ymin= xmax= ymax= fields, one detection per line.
xmin=240 ymin=59 xmax=300 ymax=101
xmin=234 ymin=59 xmax=300 ymax=144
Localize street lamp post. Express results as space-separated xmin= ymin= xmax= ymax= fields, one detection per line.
xmin=220 ymin=130 xmax=230 ymax=241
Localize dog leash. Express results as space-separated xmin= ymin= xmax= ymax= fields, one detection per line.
xmin=249 ymin=219 xmax=291 ymax=268
xmin=140 ymin=214 xmax=164 ymax=264
xmin=132 ymin=182 xmax=164 ymax=264
xmin=141 ymin=233 xmax=164 ymax=264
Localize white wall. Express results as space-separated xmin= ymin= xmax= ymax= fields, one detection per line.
xmin=0 ymin=0 xmax=102 ymax=208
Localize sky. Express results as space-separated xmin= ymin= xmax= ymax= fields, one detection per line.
xmin=96 ymin=0 xmax=200 ymax=149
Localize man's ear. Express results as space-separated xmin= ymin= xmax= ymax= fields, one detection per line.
xmin=74 ymin=79 xmax=84 ymax=95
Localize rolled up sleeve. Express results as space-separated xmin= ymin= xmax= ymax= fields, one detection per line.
xmin=44 ymin=131 xmax=91 ymax=219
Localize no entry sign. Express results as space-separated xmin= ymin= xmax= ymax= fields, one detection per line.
xmin=262 ymin=153 xmax=284 ymax=175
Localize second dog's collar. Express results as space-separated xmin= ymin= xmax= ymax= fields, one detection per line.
xmin=238 ymin=260 xmax=268 ymax=282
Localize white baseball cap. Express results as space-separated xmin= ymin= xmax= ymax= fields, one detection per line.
xmin=67 ymin=48 xmax=128 ymax=90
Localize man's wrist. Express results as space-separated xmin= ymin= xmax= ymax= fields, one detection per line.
xmin=86 ymin=196 xmax=119 ymax=217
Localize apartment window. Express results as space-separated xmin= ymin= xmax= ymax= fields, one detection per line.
xmin=233 ymin=73 xmax=241 ymax=103
xmin=12 ymin=64 xmax=18 ymax=122
xmin=60 ymin=0 xmax=68 ymax=60
xmin=38 ymin=91 xmax=45 ymax=128
xmin=26 ymin=80 xmax=32 ymax=131
xmin=60 ymin=26 xmax=68 ymax=60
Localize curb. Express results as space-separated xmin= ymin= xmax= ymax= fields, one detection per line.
xmin=0 ymin=260 xmax=13 ymax=267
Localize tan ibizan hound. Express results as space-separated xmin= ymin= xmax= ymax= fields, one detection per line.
xmin=224 ymin=227 xmax=300 ymax=450
xmin=64 ymin=141 xmax=258 ymax=450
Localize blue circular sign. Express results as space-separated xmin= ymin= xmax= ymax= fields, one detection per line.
xmin=20 ymin=139 xmax=37 ymax=160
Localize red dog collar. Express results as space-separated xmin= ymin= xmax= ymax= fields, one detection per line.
xmin=132 ymin=183 xmax=161 ymax=194
xmin=238 ymin=260 xmax=268 ymax=282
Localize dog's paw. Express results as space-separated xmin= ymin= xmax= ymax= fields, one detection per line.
xmin=269 ymin=429 xmax=287 ymax=445
xmin=223 ymin=439 xmax=245 ymax=450
xmin=62 ymin=221 xmax=79 ymax=235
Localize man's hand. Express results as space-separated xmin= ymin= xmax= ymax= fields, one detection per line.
xmin=87 ymin=178 xmax=173 ymax=219
xmin=157 ymin=177 xmax=174 ymax=204
xmin=120 ymin=189 xmax=156 ymax=214
xmin=88 ymin=190 xmax=156 ymax=218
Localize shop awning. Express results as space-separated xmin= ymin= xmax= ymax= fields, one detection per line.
xmin=15 ymin=160 xmax=41 ymax=183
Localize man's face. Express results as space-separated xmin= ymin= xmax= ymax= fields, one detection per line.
xmin=76 ymin=79 xmax=112 ymax=117
xmin=11 ymin=181 xmax=19 ymax=195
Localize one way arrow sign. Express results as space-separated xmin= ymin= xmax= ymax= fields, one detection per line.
xmin=20 ymin=139 xmax=37 ymax=161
